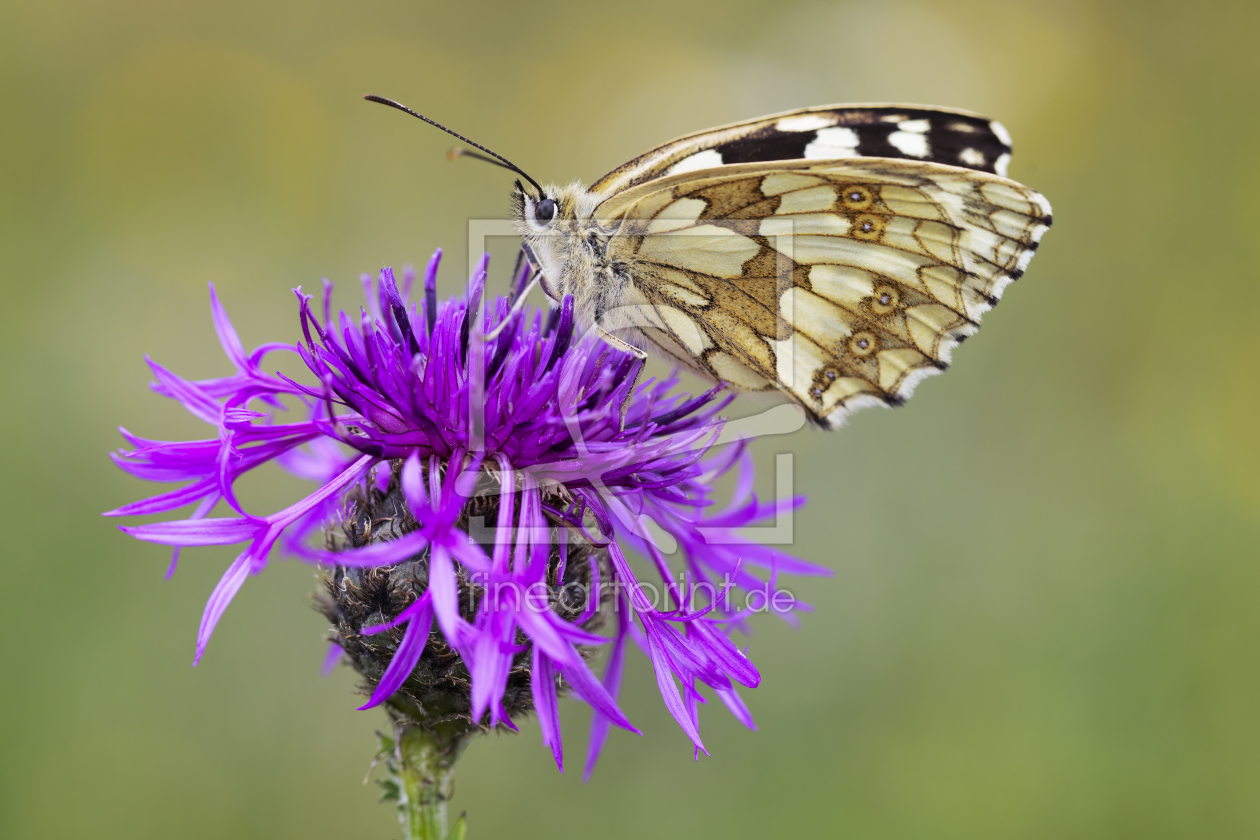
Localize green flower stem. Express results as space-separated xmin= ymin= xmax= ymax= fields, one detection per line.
xmin=376 ymin=699 xmax=473 ymax=840
xmin=372 ymin=693 xmax=477 ymax=839
xmin=395 ymin=723 xmax=466 ymax=840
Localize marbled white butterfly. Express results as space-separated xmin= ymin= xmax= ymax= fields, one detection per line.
xmin=368 ymin=97 xmax=1052 ymax=428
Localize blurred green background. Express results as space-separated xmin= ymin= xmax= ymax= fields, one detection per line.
xmin=3 ymin=0 xmax=1258 ymax=837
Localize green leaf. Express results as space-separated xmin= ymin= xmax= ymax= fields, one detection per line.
xmin=445 ymin=811 xmax=467 ymax=840
xmin=376 ymin=778 xmax=401 ymax=803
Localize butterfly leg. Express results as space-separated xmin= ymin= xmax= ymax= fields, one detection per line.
xmin=485 ymin=242 xmax=568 ymax=341
xmin=509 ymin=245 xmax=530 ymax=297
xmin=594 ymin=326 xmax=648 ymax=430
xmin=484 ymin=273 xmax=540 ymax=340
xmin=521 ymin=241 xmax=562 ymax=301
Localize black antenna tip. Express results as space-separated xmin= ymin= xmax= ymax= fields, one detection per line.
xmin=360 ymin=94 xmax=546 ymax=197
xmin=364 ymin=95 xmax=411 ymax=113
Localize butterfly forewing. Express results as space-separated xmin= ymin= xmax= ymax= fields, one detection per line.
xmin=599 ymin=158 xmax=1052 ymax=427
xmin=592 ymin=104 xmax=1016 ymax=197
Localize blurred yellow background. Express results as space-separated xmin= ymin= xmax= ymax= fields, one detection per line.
xmin=2 ymin=0 xmax=1258 ymax=837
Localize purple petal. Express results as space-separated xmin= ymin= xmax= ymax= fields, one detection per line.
xmin=645 ymin=628 xmax=706 ymax=754
xmin=321 ymin=641 xmax=343 ymax=677
xmin=532 ymin=648 xmax=563 ymax=772
xmin=469 ymin=618 xmax=514 ymax=725
xmin=193 ymin=551 xmax=251 ymax=665
xmin=584 ymin=604 xmax=632 ymax=782
xmin=122 ymin=516 xmax=259 ymax=547
xmin=208 ymin=284 xmax=249 ymax=370
xmin=104 ymin=477 xmax=218 ymax=517
xmin=311 ymin=530 xmax=429 ymax=568
xmin=400 ymin=452 xmax=429 ymax=513
xmin=249 ymin=455 xmax=375 ymax=563
xmin=489 ymin=458 xmax=515 ymax=572
xmin=423 ymin=249 xmax=440 ymax=336
xmin=562 ymin=647 xmax=638 ymax=736
xmin=165 ymin=492 xmax=220 ymax=579
xmin=146 ymin=358 xmax=222 ymax=425
xmin=362 ymin=594 xmax=434 ymax=634
xmin=714 ymin=685 xmax=756 ymax=730
xmin=514 ymin=605 xmax=585 ymax=667
xmin=446 ymin=538 xmax=492 ymax=574
xmin=359 ymin=595 xmax=434 ymax=709
xmin=428 ymin=547 xmax=467 ymax=649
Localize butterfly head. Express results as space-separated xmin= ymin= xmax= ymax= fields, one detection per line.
xmin=360 ymin=97 xmax=609 ymax=310
xmin=513 ymin=179 xmax=564 ymax=232
xmin=511 ymin=179 xmax=596 ymax=226
xmin=510 ymin=180 xmax=605 ymax=303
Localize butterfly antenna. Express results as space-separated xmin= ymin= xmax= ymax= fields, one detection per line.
xmin=364 ymin=95 xmax=545 ymax=196
xmin=448 ymin=146 xmax=513 ymax=170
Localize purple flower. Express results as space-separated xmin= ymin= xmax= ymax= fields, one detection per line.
xmin=107 ymin=250 xmax=827 ymax=777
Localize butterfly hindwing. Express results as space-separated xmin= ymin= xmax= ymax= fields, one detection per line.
xmin=598 ymin=158 xmax=1052 ymax=427
xmin=592 ymin=104 xmax=1016 ymax=197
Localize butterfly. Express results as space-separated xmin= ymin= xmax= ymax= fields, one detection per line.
xmin=367 ymin=97 xmax=1052 ymax=428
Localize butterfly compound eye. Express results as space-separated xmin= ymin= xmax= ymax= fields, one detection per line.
xmin=535 ymin=198 xmax=556 ymax=223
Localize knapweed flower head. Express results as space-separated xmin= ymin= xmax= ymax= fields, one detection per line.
xmin=107 ymin=250 xmax=826 ymax=776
